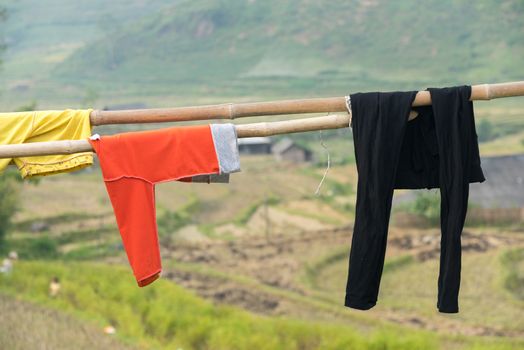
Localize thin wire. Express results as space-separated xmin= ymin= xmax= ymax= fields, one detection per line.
xmin=314 ymin=130 xmax=331 ymax=196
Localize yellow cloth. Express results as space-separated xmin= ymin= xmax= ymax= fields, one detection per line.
xmin=0 ymin=109 xmax=93 ymax=178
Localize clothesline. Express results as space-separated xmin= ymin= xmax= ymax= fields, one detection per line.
xmin=89 ymin=81 xmax=524 ymax=125
xmin=0 ymin=114 xmax=350 ymax=158
xmin=0 ymin=82 xmax=515 ymax=306
xmin=0 ymin=80 xmax=523 ymax=159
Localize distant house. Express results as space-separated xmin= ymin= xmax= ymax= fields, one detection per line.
xmin=103 ymin=103 xmax=148 ymax=111
xmin=237 ymin=137 xmax=272 ymax=155
xmin=469 ymin=154 xmax=524 ymax=208
xmin=272 ymin=138 xmax=313 ymax=163
xmin=395 ymin=154 xmax=524 ymax=209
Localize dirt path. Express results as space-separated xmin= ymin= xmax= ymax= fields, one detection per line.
xmin=160 ymin=226 xmax=524 ymax=337
xmin=163 ymin=226 xmax=350 ymax=294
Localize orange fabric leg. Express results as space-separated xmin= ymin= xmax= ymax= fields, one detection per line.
xmin=105 ymin=177 xmax=161 ymax=287
xmin=90 ymin=125 xmax=225 ymax=287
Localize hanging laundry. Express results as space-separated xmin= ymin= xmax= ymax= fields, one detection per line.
xmin=0 ymin=110 xmax=93 ymax=178
xmin=90 ymin=124 xmax=240 ymax=287
xmin=345 ymin=86 xmax=484 ymax=313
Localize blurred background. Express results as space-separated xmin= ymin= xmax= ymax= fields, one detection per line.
xmin=0 ymin=1 xmax=523 ymax=349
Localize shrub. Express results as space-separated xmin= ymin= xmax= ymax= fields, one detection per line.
xmin=500 ymin=248 xmax=524 ymax=300
xmin=23 ymin=237 xmax=59 ymax=259
xmin=157 ymin=196 xmax=200 ymax=236
xmin=477 ymin=119 xmax=494 ymax=142
xmin=406 ymin=191 xmax=441 ymax=225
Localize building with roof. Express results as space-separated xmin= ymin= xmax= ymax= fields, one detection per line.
xmin=394 ymin=154 xmax=524 ymax=209
xmin=469 ymin=154 xmax=524 ymax=208
xmin=272 ymin=138 xmax=313 ymax=163
xmin=237 ymin=137 xmax=272 ymax=155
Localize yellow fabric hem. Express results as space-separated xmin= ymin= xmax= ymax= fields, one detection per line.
xmin=19 ymin=153 xmax=94 ymax=179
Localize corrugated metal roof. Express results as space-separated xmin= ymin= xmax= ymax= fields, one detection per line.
xmin=237 ymin=137 xmax=272 ymax=145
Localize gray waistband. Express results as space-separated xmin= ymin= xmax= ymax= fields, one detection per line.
xmin=187 ymin=124 xmax=241 ymax=184
xmin=210 ymin=123 xmax=241 ymax=174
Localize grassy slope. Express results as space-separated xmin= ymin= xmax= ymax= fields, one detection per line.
xmin=0 ymin=261 xmax=438 ymax=350
xmin=0 ymin=293 xmax=135 ymax=350
xmin=479 ymin=129 xmax=524 ymax=156
xmin=2 ymin=140 xmax=522 ymax=349
xmin=305 ymin=246 xmax=524 ymax=334
xmin=380 ymin=251 xmax=524 ymax=330
xmin=4 ymin=162 xmax=523 ymax=349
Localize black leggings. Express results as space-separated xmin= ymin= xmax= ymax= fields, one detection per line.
xmin=345 ymin=87 xmax=484 ymax=313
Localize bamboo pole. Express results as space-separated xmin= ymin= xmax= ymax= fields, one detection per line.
xmin=1 ymin=80 xmax=524 ymax=159
xmin=89 ymin=81 xmax=524 ymax=125
xmin=0 ymin=114 xmax=351 ymax=158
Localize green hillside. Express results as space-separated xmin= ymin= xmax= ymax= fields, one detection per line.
xmin=55 ymin=0 xmax=524 ymax=97
xmin=1 ymin=0 xmax=523 ymax=107
xmin=0 ymin=0 xmax=172 ymax=107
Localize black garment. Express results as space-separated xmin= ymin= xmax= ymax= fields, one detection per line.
xmin=345 ymin=86 xmax=485 ymax=313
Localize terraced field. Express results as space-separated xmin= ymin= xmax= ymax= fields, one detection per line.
xmin=2 ymin=154 xmax=523 ymax=349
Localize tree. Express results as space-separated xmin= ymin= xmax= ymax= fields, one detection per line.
xmin=0 ymin=171 xmax=20 ymax=251
xmin=0 ymin=100 xmax=39 ymax=249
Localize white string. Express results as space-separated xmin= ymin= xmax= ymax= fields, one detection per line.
xmin=344 ymin=95 xmax=351 ymax=112
xmin=314 ymin=130 xmax=331 ymax=196
xmin=344 ymin=95 xmax=353 ymax=127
